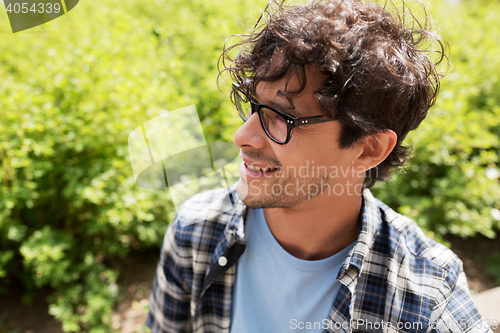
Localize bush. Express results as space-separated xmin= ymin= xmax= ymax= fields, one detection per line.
xmin=372 ymin=0 xmax=500 ymax=239
xmin=0 ymin=0 xmax=265 ymax=331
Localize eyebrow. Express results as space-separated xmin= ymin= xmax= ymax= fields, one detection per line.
xmin=252 ymin=92 xmax=301 ymax=117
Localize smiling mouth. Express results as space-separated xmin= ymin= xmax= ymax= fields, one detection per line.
xmin=245 ymin=163 xmax=279 ymax=172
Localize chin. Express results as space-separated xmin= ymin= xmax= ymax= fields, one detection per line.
xmin=236 ymin=179 xmax=304 ymax=209
xmin=236 ymin=179 xmax=266 ymax=208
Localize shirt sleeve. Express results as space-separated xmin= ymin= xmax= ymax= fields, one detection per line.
xmin=427 ymin=259 xmax=493 ymax=333
xmin=146 ymin=217 xmax=193 ymax=333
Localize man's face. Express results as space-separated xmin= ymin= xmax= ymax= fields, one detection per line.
xmin=234 ymin=65 xmax=365 ymax=208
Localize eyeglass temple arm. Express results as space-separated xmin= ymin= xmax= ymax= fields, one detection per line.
xmin=294 ymin=115 xmax=334 ymax=127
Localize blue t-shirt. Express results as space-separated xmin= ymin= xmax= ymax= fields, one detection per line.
xmin=230 ymin=208 xmax=355 ymax=332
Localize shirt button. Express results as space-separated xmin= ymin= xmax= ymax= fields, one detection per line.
xmin=218 ymin=256 xmax=228 ymax=267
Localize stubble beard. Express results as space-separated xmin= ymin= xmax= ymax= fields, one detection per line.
xmin=236 ymin=171 xmax=330 ymax=209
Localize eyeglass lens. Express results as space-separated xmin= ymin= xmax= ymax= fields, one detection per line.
xmin=261 ymin=107 xmax=287 ymax=142
xmin=236 ymin=92 xmax=288 ymax=143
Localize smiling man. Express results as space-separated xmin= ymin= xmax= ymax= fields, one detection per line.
xmin=146 ymin=0 xmax=491 ymax=332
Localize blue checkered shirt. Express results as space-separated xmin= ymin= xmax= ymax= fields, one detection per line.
xmin=146 ymin=186 xmax=491 ymax=333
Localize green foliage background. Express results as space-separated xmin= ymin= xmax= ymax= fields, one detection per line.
xmin=0 ymin=0 xmax=499 ymax=331
xmin=371 ymin=0 xmax=500 ymax=240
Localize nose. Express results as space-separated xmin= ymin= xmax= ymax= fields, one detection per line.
xmin=234 ymin=111 xmax=267 ymax=149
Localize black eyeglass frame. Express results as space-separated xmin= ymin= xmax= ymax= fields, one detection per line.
xmin=232 ymin=82 xmax=337 ymax=145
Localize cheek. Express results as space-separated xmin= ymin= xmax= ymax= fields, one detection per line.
xmin=276 ymin=126 xmax=347 ymax=169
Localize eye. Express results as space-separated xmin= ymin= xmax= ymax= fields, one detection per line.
xmin=273 ymin=114 xmax=286 ymax=124
xmin=262 ymin=108 xmax=283 ymax=123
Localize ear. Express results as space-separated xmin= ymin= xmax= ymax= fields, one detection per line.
xmin=355 ymin=130 xmax=397 ymax=172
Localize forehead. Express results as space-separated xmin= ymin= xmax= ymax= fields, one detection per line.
xmin=254 ymin=64 xmax=328 ymax=115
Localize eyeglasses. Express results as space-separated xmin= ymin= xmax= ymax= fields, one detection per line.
xmin=232 ymin=82 xmax=337 ymax=145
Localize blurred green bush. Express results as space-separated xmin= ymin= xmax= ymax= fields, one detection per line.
xmin=0 ymin=0 xmax=265 ymax=331
xmin=0 ymin=0 xmax=499 ymax=331
xmin=372 ymin=0 xmax=500 ymax=240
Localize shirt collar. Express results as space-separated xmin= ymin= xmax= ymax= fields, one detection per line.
xmin=225 ymin=188 xmax=247 ymax=243
xmin=209 ymin=185 xmax=247 ymax=267
xmin=337 ymin=188 xmax=383 ymax=281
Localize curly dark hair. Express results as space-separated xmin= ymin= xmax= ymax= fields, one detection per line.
xmin=219 ymin=0 xmax=445 ymax=187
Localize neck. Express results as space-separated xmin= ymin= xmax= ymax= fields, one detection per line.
xmin=263 ymin=190 xmax=362 ymax=260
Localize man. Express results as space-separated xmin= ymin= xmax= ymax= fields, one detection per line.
xmin=146 ymin=0 xmax=491 ymax=332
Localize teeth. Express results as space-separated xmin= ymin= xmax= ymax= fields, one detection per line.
xmin=246 ymin=164 xmax=277 ymax=172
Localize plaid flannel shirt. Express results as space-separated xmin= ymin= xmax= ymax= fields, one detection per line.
xmin=146 ymin=185 xmax=491 ymax=333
